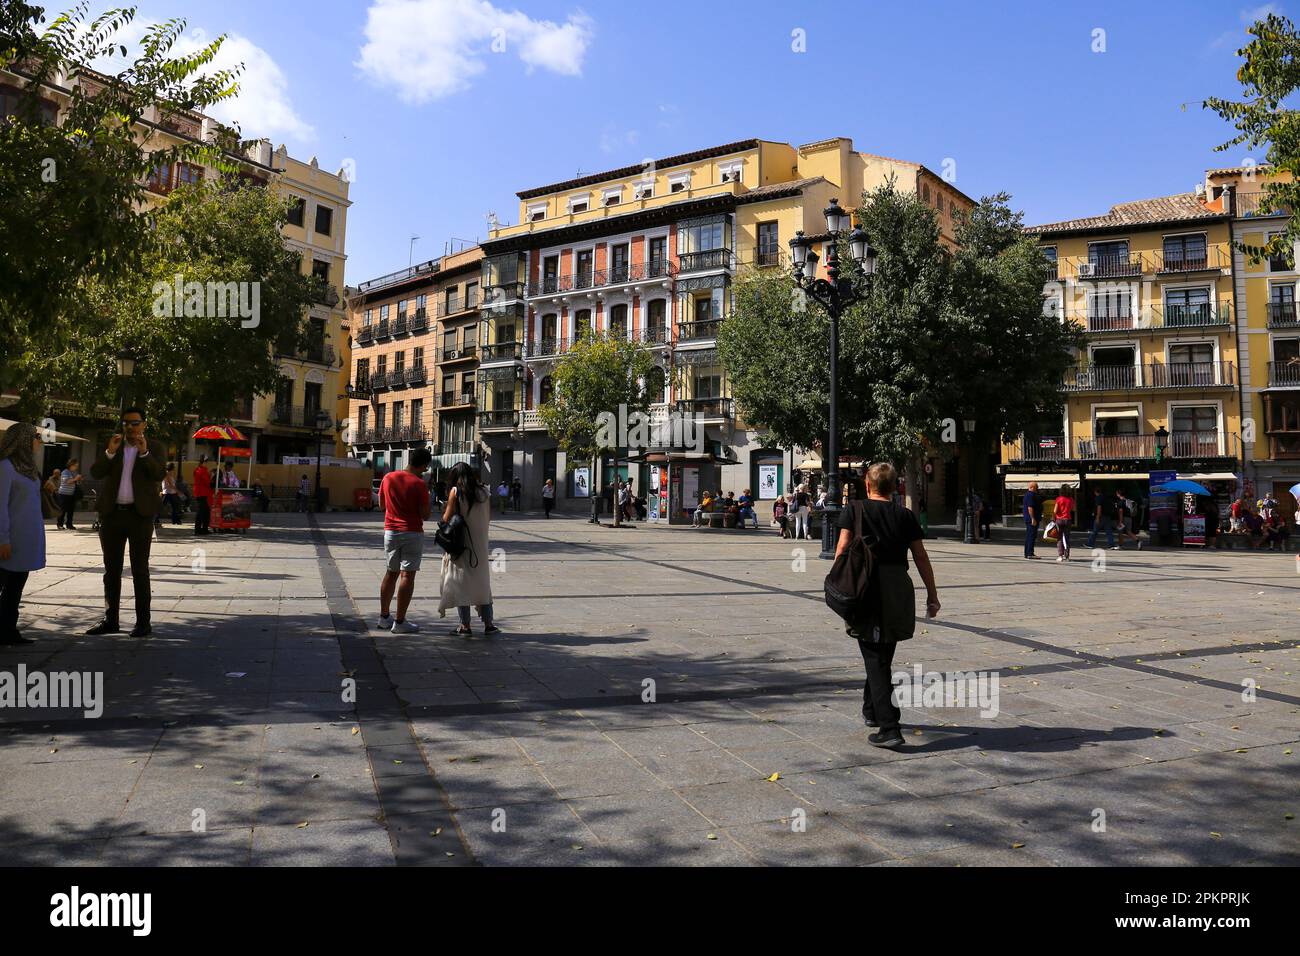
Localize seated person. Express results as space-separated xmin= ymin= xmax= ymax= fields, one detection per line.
xmin=1243 ymin=510 xmax=1266 ymax=547
xmin=1264 ymin=513 xmax=1290 ymax=551
xmin=737 ymin=488 xmax=759 ymax=529
xmin=692 ymin=491 xmax=715 ymax=527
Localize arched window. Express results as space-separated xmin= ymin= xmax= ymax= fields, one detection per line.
xmin=542 ymin=313 xmax=557 ymax=353
xmin=610 ymin=303 xmax=628 ymax=340
xmin=645 ymin=365 xmax=666 ymax=404
xmin=646 ymin=299 xmax=667 ymax=341
xmin=575 ymin=308 xmax=592 ymax=337
xmin=539 ymin=375 xmax=555 ymax=406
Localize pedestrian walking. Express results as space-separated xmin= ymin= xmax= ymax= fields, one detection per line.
xmin=439 ymin=462 xmax=497 ymax=635
xmin=496 ymin=479 xmax=509 ymax=513
xmin=1113 ymin=489 xmax=1143 ymax=550
xmin=542 ymin=478 xmax=555 ymax=518
xmin=193 ymin=455 xmax=213 ymax=535
xmin=161 ymin=464 xmax=182 ymax=525
xmin=834 ymin=462 xmax=940 ymax=749
xmin=377 ymin=446 xmax=432 ymax=634
xmin=971 ymin=490 xmax=983 ymax=542
xmin=296 ymin=473 xmax=310 ymax=512
xmin=1053 ymin=489 xmax=1075 ymax=561
xmin=85 ymin=407 xmax=164 ymax=637
xmin=510 ymin=476 xmax=522 ymax=512
xmin=56 ymin=458 xmax=82 ymax=530
xmin=1086 ymin=486 xmax=1117 ymax=550
xmin=1022 ymin=481 xmax=1041 ymax=558
xmin=0 ymin=423 xmax=47 ymax=645
xmin=978 ymin=494 xmax=993 ymax=541
xmin=772 ymin=494 xmax=790 ymax=537
xmin=791 ymin=483 xmax=811 ymax=540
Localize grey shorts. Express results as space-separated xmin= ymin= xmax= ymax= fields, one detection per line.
xmin=384 ymin=530 xmax=424 ymax=573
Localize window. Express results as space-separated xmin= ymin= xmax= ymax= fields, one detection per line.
xmin=416 ymin=293 xmax=427 ymax=312
xmin=610 ymin=303 xmax=628 ymax=339
xmin=568 ymin=195 xmax=589 ymax=214
xmin=1168 ymin=342 xmax=1217 ymax=385
xmin=1042 ymin=246 xmax=1058 ymax=275
xmin=757 ymin=222 xmax=779 ymax=266
xmin=443 ymin=330 xmax=456 ymax=354
xmin=287 ymin=196 xmax=306 ymax=227
xmin=576 ymin=250 xmax=594 ymax=288
xmin=1270 ymin=283 xmax=1296 ymax=324
xmin=315 ymin=205 xmax=333 ymax=235
xmin=542 ymin=313 xmax=558 ymax=347
xmin=670 ymin=180 xmax=686 ymax=193
xmin=1086 ymin=288 xmax=1133 ymax=331
xmin=528 ymin=203 xmax=547 ymax=222
xmin=1164 ymin=287 xmax=1211 ymax=326
xmin=647 ymin=299 xmax=667 ymax=335
xmin=611 ymin=244 xmax=630 ymax=281
xmin=603 ymin=187 xmax=621 ymax=206
xmin=634 ymin=181 xmax=653 ymax=200
xmin=392 ymin=401 xmax=404 ymax=430
xmin=719 ymin=161 xmax=743 ymax=184
xmin=693 ymin=372 xmax=722 ymax=398
xmin=397 ymin=299 xmax=407 ymax=319
xmin=394 ymin=350 xmax=405 ymax=373
xmin=649 ymin=236 xmax=667 ymax=269
xmin=175 ymin=163 xmax=203 ymax=188
xmin=922 ymin=184 xmax=930 ymax=204
xmin=575 ymin=308 xmax=591 ymax=337
xmin=312 ymin=260 xmax=330 ymax=283
xmin=376 ymin=355 xmax=387 ymax=377
xmin=445 ymin=288 xmax=459 ymax=313
xmin=380 ymin=304 xmax=390 ymax=322
xmin=363 ymin=308 xmax=373 ymax=327
xmin=1163 ymin=233 xmax=1207 ymax=270
xmin=678 ymin=220 xmax=725 ymax=254
xmin=375 ymin=405 xmax=386 ymax=431
xmin=539 ymin=375 xmax=555 ymax=405
xmin=413 ymin=346 xmax=424 ymax=368
xmin=358 ymin=406 xmax=368 ymax=434
xmin=304 ymin=382 xmax=323 ymax=418
xmin=543 ymin=256 xmax=559 ymax=293
xmin=1172 ymin=405 xmax=1217 ymax=436
xmin=465 ymin=282 xmax=478 ymax=308
xmin=1269 ymin=233 xmax=1292 ymax=272
xmin=145 ymin=161 xmax=172 ymax=193
xmin=410 ymin=399 xmax=423 ymax=430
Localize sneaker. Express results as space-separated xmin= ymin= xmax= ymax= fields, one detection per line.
xmin=868 ymin=729 xmax=905 ymax=748
xmin=1137 ymin=539 xmax=1144 ymax=550
xmin=483 ymin=624 xmax=501 ymax=635
xmin=391 ymin=619 xmax=419 ymax=633
xmin=377 ymin=614 xmax=392 ymax=630
xmin=1055 ymin=556 xmax=1064 ymax=563
xmin=1110 ymin=546 xmax=1120 ymax=551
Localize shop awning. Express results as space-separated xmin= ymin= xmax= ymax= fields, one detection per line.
xmin=1084 ymin=472 xmax=1151 ymax=482
xmin=1179 ymin=471 xmax=1239 ymax=482
xmin=1005 ymin=473 xmax=1079 ymax=489
xmin=796 ymin=455 xmax=822 ymax=470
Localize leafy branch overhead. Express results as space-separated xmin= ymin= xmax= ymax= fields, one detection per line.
xmin=1204 ymin=12 xmax=1300 ymax=263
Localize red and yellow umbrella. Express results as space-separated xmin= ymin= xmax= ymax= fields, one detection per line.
xmin=192 ymin=424 xmax=247 ymax=441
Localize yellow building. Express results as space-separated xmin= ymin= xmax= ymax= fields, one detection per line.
xmin=477 ymin=136 xmax=973 ymax=518
xmin=1005 ymin=188 xmax=1243 ymax=520
xmin=1203 ymin=165 xmax=1299 ymax=525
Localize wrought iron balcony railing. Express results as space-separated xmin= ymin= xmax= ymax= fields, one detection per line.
xmin=677 ymin=319 xmax=722 ymax=341
xmin=482 ymin=282 xmax=525 ymax=306
xmin=1268 ymin=301 xmax=1299 ymax=328
xmin=375 ymin=319 xmax=391 ymax=339
xmin=635 ymin=325 xmax=670 ymax=345
xmin=411 ymin=307 xmax=429 ymax=332
xmin=1074 ymin=255 xmax=1144 ymax=280
xmin=1269 ymin=360 xmax=1300 ymax=387
xmin=355 ymin=326 xmax=374 ymax=346
xmin=1235 ymin=192 xmax=1291 ymax=218
xmin=1062 ymin=362 xmax=1236 ymax=391
xmin=1153 ymin=245 xmax=1229 ymax=274
xmin=439 ymin=343 xmax=477 ymax=362
xmin=677 ymin=249 xmax=732 ymax=273
xmin=675 ymin=397 xmax=734 ymax=419
xmin=405 ymin=365 xmax=427 ymax=384
xmin=1007 ymin=431 xmax=1237 ymax=461
xmin=479 ymin=409 xmax=519 ymax=429
xmin=1076 ymin=301 xmax=1233 ymax=333
xmin=480 ymin=342 xmax=523 ymax=362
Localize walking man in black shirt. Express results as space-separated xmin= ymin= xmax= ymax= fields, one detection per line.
xmin=835 ymin=462 xmax=940 ymax=749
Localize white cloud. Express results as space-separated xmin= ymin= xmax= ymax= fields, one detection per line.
xmin=89 ymin=21 xmax=314 ymax=142
xmin=599 ymin=125 xmax=638 ymax=155
xmin=1210 ymin=5 xmax=1283 ymax=50
xmin=357 ymin=0 xmax=594 ymax=104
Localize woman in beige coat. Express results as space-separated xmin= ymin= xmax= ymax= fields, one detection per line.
xmin=438 ymin=462 xmax=497 ymax=634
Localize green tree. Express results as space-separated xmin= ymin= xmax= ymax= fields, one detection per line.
xmin=1 ymin=3 xmax=242 ymax=390
xmin=1204 ymin=12 xmax=1300 ymax=262
xmin=720 ymin=181 xmax=1079 ymax=512
xmin=536 ymin=331 xmax=657 ymax=525
xmin=25 ymin=180 xmax=323 ymax=460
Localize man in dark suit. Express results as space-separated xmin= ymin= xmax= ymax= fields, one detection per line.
xmin=86 ymin=407 xmax=164 ymax=637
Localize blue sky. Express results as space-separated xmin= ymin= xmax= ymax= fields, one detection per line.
xmin=80 ymin=0 xmax=1280 ymax=281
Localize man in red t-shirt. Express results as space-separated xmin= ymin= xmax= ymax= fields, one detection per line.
xmin=377 ymin=448 xmax=432 ymax=633
xmin=192 ymin=455 xmax=213 ymax=536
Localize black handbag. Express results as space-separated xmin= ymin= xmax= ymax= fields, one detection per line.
xmin=823 ymin=500 xmax=879 ymax=626
xmin=434 ymin=513 xmax=479 ymax=567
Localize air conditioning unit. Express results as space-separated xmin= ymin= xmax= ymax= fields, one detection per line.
xmin=449 ymin=350 xmax=459 ymax=360
xmin=1076 ymin=262 xmax=1096 ymax=278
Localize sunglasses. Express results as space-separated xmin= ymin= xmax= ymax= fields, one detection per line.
xmin=122 ymin=419 xmax=145 ymax=426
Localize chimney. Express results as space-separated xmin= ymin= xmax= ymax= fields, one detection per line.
xmin=1223 ymin=183 xmax=1235 ymax=216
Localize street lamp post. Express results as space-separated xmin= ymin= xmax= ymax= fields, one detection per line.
xmin=1154 ymin=424 xmax=1169 ymax=463
xmin=313 ymin=409 xmax=333 ymax=512
xmin=963 ymin=418 xmax=977 ymax=544
xmin=789 ymin=199 xmax=877 ymax=560
xmin=115 ymin=349 xmax=136 ymax=412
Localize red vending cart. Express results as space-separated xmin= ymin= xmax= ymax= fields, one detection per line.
xmin=212 ymin=446 xmax=253 ymax=534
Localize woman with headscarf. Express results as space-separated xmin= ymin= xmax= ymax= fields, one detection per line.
xmin=0 ymin=423 xmax=47 ymax=645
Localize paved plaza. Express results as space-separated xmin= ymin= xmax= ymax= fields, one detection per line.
xmin=1 ymin=511 xmax=1298 ymax=866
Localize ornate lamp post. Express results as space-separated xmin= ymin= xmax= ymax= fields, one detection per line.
xmin=789 ymin=199 xmax=878 ymax=559
xmin=1154 ymin=424 xmax=1169 ymax=463
xmin=312 ymin=409 xmax=335 ymax=512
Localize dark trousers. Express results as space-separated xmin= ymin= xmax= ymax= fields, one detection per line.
xmin=857 ymin=638 xmax=900 ymax=732
xmin=0 ymin=569 xmax=30 ymax=640
xmin=195 ymin=497 xmax=211 ymax=533
xmin=1024 ymin=521 xmax=1039 ymax=557
xmin=163 ymin=493 xmax=181 ymax=524
xmin=58 ymin=493 xmax=77 ymax=528
xmin=543 ymin=497 xmax=553 ymax=517
xmin=99 ymin=507 xmax=154 ymax=625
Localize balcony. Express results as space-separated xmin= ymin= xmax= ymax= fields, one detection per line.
xmin=1268 ymin=302 xmax=1299 ymax=328
xmin=438 ymin=297 xmax=478 ymax=318
xmin=434 ymin=441 xmax=478 ymax=456
xmin=754 ymin=249 xmax=784 ymax=269
xmin=1268 ymin=361 xmax=1300 ymax=387
xmin=522 ymin=408 xmax=546 ymax=430
xmin=411 ymin=308 xmax=430 ymax=332
xmin=1007 ymin=431 xmax=1237 ymax=462
xmin=530 ymin=336 xmax=572 ymax=358
xmin=439 ymin=343 xmax=478 ymax=363
xmin=1153 ymin=245 xmax=1230 ymax=275
xmin=482 ymin=282 xmax=525 ymax=305
xmin=355 ymin=326 xmax=374 ymax=346
xmin=303 ymin=342 xmax=336 ymax=365
xmin=386 ymin=369 xmax=407 ymax=388
xmin=480 ymin=342 xmax=523 ymax=363
xmin=479 ymin=409 xmax=519 ymax=430
xmin=677 ymin=249 xmax=732 ymax=273
xmin=677 ymin=319 xmax=722 ymax=341
xmin=439 ymin=391 xmax=477 ymax=410
xmin=269 ymin=404 xmax=311 ymax=427
xmin=375 ymin=319 xmax=391 ymax=340
xmin=394 ymin=314 xmax=409 ymax=335
xmin=1078 ymin=301 xmax=1232 ymax=333
xmin=1062 ymin=362 xmax=1236 ymax=391
xmin=1235 ymin=192 xmax=1291 ymax=219
xmin=675 ymin=397 xmax=734 ymax=420
xmin=404 ymin=365 xmax=427 ymax=385
xmin=635 ymin=325 xmax=670 ymax=346
xmin=528 ymin=260 xmax=677 ymax=298
xmin=1074 ymin=255 xmax=1143 ymax=280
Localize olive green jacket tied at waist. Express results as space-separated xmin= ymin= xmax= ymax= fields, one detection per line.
xmin=846 ymin=563 xmax=916 ymax=643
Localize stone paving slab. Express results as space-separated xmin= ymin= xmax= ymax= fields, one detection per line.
xmin=2 ymin=512 xmax=1298 ymax=865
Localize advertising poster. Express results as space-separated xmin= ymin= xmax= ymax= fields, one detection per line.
xmin=1183 ymin=514 xmax=1206 ymax=547
xmin=573 ymin=467 xmax=590 ymax=498
xmin=1147 ymin=469 xmax=1176 ymax=533
xmin=649 ymin=466 xmax=661 ymax=520
xmin=758 ymin=464 xmax=778 ymax=500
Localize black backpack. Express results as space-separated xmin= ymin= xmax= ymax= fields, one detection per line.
xmin=824 ymin=500 xmax=878 ymax=624
xmin=434 ymin=490 xmax=479 ymax=567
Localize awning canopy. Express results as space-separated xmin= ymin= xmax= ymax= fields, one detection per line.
xmin=1005 ymin=473 xmax=1079 ymax=489
xmin=1179 ymin=471 xmax=1239 ymax=482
